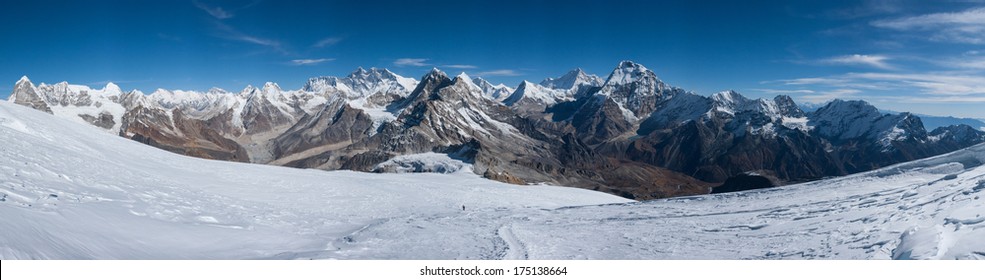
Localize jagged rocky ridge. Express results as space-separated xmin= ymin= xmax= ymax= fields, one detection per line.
xmin=8 ymin=62 xmax=985 ymax=200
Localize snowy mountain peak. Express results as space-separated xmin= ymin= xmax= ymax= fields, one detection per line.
xmin=347 ymin=67 xmax=387 ymax=79
xmin=455 ymin=72 xmax=473 ymax=82
xmin=471 ymin=77 xmax=514 ymax=102
xmin=711 ymin=90 xmax=765 ymax=116
xmin=539 ymin=68 xmax=603 ymax=91
xmin=809 ymin=99 xmax=903 ymax=143
xmin=711 ymin=90 xmax=749 ymax=105
xmin=472 ymin=77 xmax=493 ymax=88
xmin=262 ymin=82 xmax=281 ymax=94
xmin=504 ymin=80 xmax=568 ymax=106
xmin=592 ymin=61 xmax=671 ymax=119
xmin=17 ymin=75 xmax=31 ymax=84
xmin=424 ymin=68 xmax=449 ymax=81
xmin=817 ymin=99 xmax=881 ymax=118
xmin=207 ymin=87 xmax=229 ymax=95
xmin=605 ymin=61 xmax=652 ymax=85
xmin=151 ymin=88 xmax=170 ymax=96
xmin=452 ymin=72 xmax=481 ymax=92
xmin=240 ymin=85 xmax=258 ymax=96
xmin=773 ymin=95 xmax=806 ymax=118
xmin=617 ymin=60 xmax=644 ymax=69
xmin=427 ymin=67 xmax=445 ymax=75
xmin=102 ymin=82 xmax=122 ymax=95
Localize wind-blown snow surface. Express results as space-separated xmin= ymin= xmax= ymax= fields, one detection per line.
xmin=2 ymin=100 xmax=984 ymax=259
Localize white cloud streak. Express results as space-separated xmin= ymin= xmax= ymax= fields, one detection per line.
xmin=764 ymin=71 xmax=985 ymax=104
xmin=752 ymin=88 xmax=816 ymax=94
xmin=941 ymin=56 xmax=985 ymax=70
xmin=194 ymin=1 xmax=233 ymax=19
xmin=441 ymin=64 xmax=478 ymax=69
xmin=289 ymin=58 xmax=335 ymax=66
xmin=871 ymin=7 xmax=985 ymax=44
xmin=845 ymin=72 xmax=985 ymax=95
xmin=214 ymin=22 xmax=286 ymax=54
xmin=820 ymin=54 xmax=895 ymax=70
xmin=394 ymin=58 xmax=430 ymax=67
xmin=313 ymin=37 xmax=342 ymax=48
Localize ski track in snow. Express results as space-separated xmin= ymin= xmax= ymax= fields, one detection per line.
xmin=1 ymin=101 xmax=984 ymax=259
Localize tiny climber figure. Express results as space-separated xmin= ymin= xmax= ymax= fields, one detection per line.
xmin=462 ymin=205 xmax=466 ymax=211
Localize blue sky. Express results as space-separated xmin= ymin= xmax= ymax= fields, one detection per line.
xmin=2 ymin=0 xmax=984 ymax=118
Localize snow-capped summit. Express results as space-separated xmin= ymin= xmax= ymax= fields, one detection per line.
xmin=710 ymin=90 xmax=804 ymax=121
xmin=711 ymin=90 xmax=753 ymax=114
xmin=773 ymin=95 xmax=805 ymax=118
xmin=425 ymin=67 xmax=447 ymax=79
xmin=454 ymin=72 xmax=475 ymax=86
xmin=472 ymin=77 xmax=514 ymax=102
xmin=8 ymin=75 xmax=50 ymax=113
xmin=262 ymin=82 xmax=282 ymax=94
xmin=593 ymin=60 xmax=677 ymax=119
xmin=808 ymin=99 xmax=930 ymax=149
xmin=239 ymin=85 xmax=259 ymax=96
xmin=604 ymin=60 xmax=653 ymax=86
xmin=207 ymin=87 xmax=230 ymax=95
xmin=102 ymin=82 xmax=122 ymax=95
xmin=503 ymin=80 xmax=570 ymax=106
xmin=539 ymin=68 xmax=603 ymax=92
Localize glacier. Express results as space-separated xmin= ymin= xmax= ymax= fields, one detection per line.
xmin=1 ymin=100 xmax=983 ymax=259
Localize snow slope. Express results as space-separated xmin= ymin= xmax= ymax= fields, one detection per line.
xmin=2 ymin=100 xmax=983 ymax=259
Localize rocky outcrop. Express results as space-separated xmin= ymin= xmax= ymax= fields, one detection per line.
xmin=79 ymin=112 xmax=115 ymax=129
xmin=9 ymin=77 xmax=52 ymax=114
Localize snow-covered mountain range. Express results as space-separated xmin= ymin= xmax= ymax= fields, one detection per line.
xmin=8 ymin=61 xmax=985 ymax=199
xmin=2 ymin=100 xmax=982 ymax=259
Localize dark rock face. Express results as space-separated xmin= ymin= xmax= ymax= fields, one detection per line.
xmin=570 ymin=96 xmax=633 ymax=145
xmin=120 ymin=106 xmax=249 ymax=162
xmin=272 ymin=98 xmax=375 ymax=160
xmin=241 ymin=88 xmax=297 ymax=134
xmin=79 ymin=112 xmax=115 ymax=129
xmin=10 ymin=78 xmax=52 ymax=114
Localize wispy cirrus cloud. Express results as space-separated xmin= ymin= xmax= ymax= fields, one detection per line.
xmin=313 ymin=37 xmax=343 ymax=48
xmin=768 ymin=77 xmax=850 ymax=86
xmin=846 ymin=72 xmax=985 ymax=95
xmin=193 ymin=1 xmax=233 ymax=19
xmin=394 ymin=58 xmax=430 ymax=67
xmin=939 ymin=56 xmax=985 ymax=70
xmin=819 ymin=54 xmax=895 ymax=70
xmin=475 ymin=69 xmax=522 ymax=77
xmin=213 ymin=22 xmax=287 ymax=54
xmin=441 ymin=64 xmax=478 ymax=69
xmin=871 ymin=7 xmax=985 ymax=44
xmin=751 ymin=88 xmax=817 ymax=94
xmin=289 ymin=58 xmax=335 ymax=66
xmin=767 ymin=76 xmax=895 ymax=91
xmin=763 ymin=70 xmax=985 ymax=104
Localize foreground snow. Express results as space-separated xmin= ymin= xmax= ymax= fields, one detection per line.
xmin=1 ymin=100 xmax=983 ymax=259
